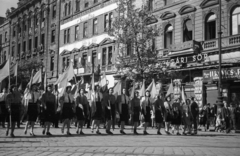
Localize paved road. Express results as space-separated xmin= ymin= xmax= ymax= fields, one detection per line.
xmin=0 ymin=125 xmax=240 ymax=156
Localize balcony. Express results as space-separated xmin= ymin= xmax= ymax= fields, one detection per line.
xmin=203 ymin=39 xmax=218 ymax=50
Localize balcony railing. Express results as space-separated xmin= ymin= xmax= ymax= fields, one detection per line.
xmin=203 ymin=39 xmax=218 ymax=50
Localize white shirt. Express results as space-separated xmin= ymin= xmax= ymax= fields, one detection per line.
xmin=0 ymin=93 xmax=7 ymax=102
xmin=25 ymin=91 xmax=40 ymax=103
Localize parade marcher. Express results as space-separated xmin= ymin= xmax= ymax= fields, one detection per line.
xmin=105 ymin=88 xmax=116 ymax=134
xmin=130 ymin=91 xmax=141 ymax=135
xmin=182 ymin=99 xmax=193 ymax=135
xmin=0 ymin=88 xmax=8 ymax=128
xmin=199 ymin=106 xmax=207 ymax=131
xmin=222 ymin=101 xmax=230 ymax=133
xmin=117 ymin=88 xmax=130 ymax=135
xmin=90 ymin=85 xmax=103 ymax=134
xmin=164 ymin=96 xmax=172 ymax=135
xmin=205 ymin=103 xmax=211 ymax=131
xmin=171 ymin=98 xmax=182 ymax=135
xmin=153 ymin=95 xmax=165 ymax=135
xmin=5 ymin=85 xmax=22 ymax=137
xmin=229 ymin=103 xmax=236 ymax=132
xmin=40 ymin=85 xmax=56 ymax=135
xmin=59 ymin=85 xmax=75 ymax=135
xmin=190 ymin=97 xmax=199 ymax=135
xmin=75 ymin=88 xmax=89 ymax=135
xmin=24 ymin=84 xmax=41 ymax=136
xmin=140 ymin=90 xmax=152 ymax=135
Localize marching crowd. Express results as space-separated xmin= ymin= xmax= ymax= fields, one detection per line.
xmin=0 ymin=83 xmax=240 ymax=138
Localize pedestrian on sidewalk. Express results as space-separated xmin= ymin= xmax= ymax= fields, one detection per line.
xmin=130 ymin=91 xmax=141 ymax=135
xmin=229 ymin=103 xmax=236 ymax=132
xmin=164 ymin=96 xmax=172 ymax=135
xmin=190 ymin=97 xmax=199 ymax=135
xmin=24 ymin=84 xmax=41 ymax=136
xmin=182 ymin=99 xmax=192 ymax=135
xmin=59 ymin=85 xmax=75 ymax=135
xmin=171 ymin=98 xmax=182 ymax=135
xmin=153 ymin=95 xmax=164 ymax=135
xmin=105 ymin=88 xmax=116 ymax=134
xmin=222 ymin=101 xmax=230 ymax=133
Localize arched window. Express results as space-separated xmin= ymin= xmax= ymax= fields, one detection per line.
xmin=64 ymin=3 xmax=68 ymax=16
xmin=205 ymin=13 xmax=216 ymax=40
xmin=164 ymin=24 xmax=173 ymax=48
xmin=231 ymin=6 xmax=240 ymax=35
xmin=183 ymin=19 xmax=193 ymax=42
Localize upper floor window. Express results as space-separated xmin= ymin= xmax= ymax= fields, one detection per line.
xmin=93 ymin=18 xmax=98 ymax=35
xmin=75 ymin=25 xmax=79 ymax=40
xmin=82 ymin=53 xmax=87 ymax=67
xmin=231 ymin=6 xmax=240 ymax=35
xmin=85 ymin=2 xmax=89 ymax=8
xmin=102 ymin=48 xmax=107 ymax=66
xmin=183 ymin=19 xmax=193 ymax=42
xmin=51 ymin=30 xmax=56 ymax=43
xmin=13 ymin=26 xmax=16 ymax=37
xmin=164 ymin=24 xmax=173 ymax=48
xmin=126 ymin=41 xmax=132 ymax=56
xmin=108 ymin=46 xmax=113 ymax=65
xmin=64 ymin=3 xmax=68 ymax=16
xmin=23 ymin=21 xmax=27 ymax=31
xmin=74 ymin=54 xmax=78 ymax=68
xmin=18 ymin=43 xmax=21 ymax=56
xmin=52 ymin=5 xmax=57 ymax=19
xmin=164 ymin=0 xmax=173 ymax=6
xmin=5 ymin=32 xmax=7 ymax=42
xmin=83 ymin=22 xmax=88 ymax=38
xmin=64 ymin=28 xmax=70 ymax=44
xmin=94 ymin=0 xmax=98 ymax=3
xmin=35 ymin=36 xmax=38 ymax=49
xmin=35 ymin=17 xmax=39 ymax=26
xmin=148 ymin=0 xmax=153 ymax=11
xmin=205 ymin=13 xmax=216 ymax=40
xmin=50 ymin=56 xmax=54 ymax=71
xmin=41 ymin=33 xmax=45 ymax=47
xmin=104 ymin=12 xmax=113 ymax=31
xmin=29 ymin=39 xmax=32 ymax=51
xmin=12 ymin=46 xmax=15 ymax=57
xmin=0 ymin=34 xmax=2 ymax=45
xmin=68 ymin=1 xmax=71 ymax=15
xmin=76 ymin=0 xmax=80 ymax=12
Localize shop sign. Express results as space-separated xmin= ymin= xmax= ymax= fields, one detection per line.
xmin=203 ymin=67 xmax=240 ymax=81
xmin=78 ymin=68 xmax=85 ymax=74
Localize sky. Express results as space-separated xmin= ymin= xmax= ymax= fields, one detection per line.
xmin=0 ymin=0 xmax=18 ymax=17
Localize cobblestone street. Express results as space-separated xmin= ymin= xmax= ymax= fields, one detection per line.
xmin=0 ymin=125 xmax=240 ymax=156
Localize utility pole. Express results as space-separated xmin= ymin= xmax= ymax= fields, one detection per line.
xmin=217 ymin=0 xmax=223 ymax=110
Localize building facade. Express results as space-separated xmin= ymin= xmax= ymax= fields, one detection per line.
xmin=147 ymin=0 xmax=240 ymax=106
xmin=59 ymin=0 xmax=117 ymax=88
xmin=0 ymin=18 xmax=10 ymax=65
xmin=6 ymin=0 xmax=61 ymax=84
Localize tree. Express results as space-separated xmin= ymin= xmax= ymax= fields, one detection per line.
xmin=109 ymin=0 xmax=161 ymax=81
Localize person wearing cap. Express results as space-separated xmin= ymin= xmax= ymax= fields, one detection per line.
xmin=190 ymin=97 xmax=199 ymax=135
xmin=105 ymin=88 xmax=116 ymax=134
xmin=140 ymin=90 xmax=152 ymax=135
xmin=5 ymin=85 xmax=22 ymax=137
xmin=0 ymin=88 xmax=8 ymax=128
xmin=23 ymin=84 xmax=41 ymax=136
xmin=153 ymin=94 xmax=165 ymax=135
xmin=40 ymin=85 xmax=56 ymax=136
xmin=164 ymin=96 xmax=172 ymax=135
xmin=130 ymin=91 xmax=141 ymax=135
xmin=117 ymin=88 xmax=130 ymax=134
xmin=59 ymin=85 xmax=75 ymax=135
xmin=171 ymin=98 xmax=182 ymax=135
xmin=75 ymin=88 xmax=89 ymax=135
xmin=90 ymin=85 xmax=103 ymax=134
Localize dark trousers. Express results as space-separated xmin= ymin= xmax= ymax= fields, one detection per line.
xmin=53 ymin=112 xmax=60 ymax=128
xmin=85 ymin=109 xmax=91 ymax=128
xmin=192 ymin=116 xmax=198 ymax=133
xmin=225 ymin=117 xmax=230 ymax=131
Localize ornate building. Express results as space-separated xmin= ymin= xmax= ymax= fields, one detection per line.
xmin=0 ymin=18 xmax=10 ymax=65
xmin=6 ymin=0 xmax=61 ymax=84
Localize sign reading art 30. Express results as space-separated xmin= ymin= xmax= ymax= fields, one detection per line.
xmin=203 ymin=67 xmax=240 ymax=81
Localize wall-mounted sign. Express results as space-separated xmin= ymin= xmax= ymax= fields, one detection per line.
xmin=194 ymin=77 xmax=203 ymax=107
xmin=203 ymin=67 xmax=240 ymax=82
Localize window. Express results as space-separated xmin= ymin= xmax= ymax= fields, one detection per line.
xmin=93 ymin=18 xmax=98 ymax=35
xmin=66 ymin=56 xmax=70 ymax=67
xmin=18 ymin=43 xmax=21 ymax=56
xmin=231 ymin=7 xmax=240 ymax=35
xmin=35 ymin=17 xmax=39 ymax=26
xmin=104 ymin=13 xmax=113 ymax=31
xmin=3 ymin=51 xmax=6 ymax=62
xmin=164 ymin=24 xmax=173 ymax=48
xmin=126 ymin=41 xmax=132 ymax=56
xmin=148 ymin=0 xmax=153 ymax=11
xmin=85 ymin=2 xmax=89 ymax=8
xmin=183 ymin=19 xmax=193 ymax=42
xmin=82 ymin=53 xmax=87 ymax=67
xmin=0 ymin=34 xmax=2 ymax=45
xmin=67 ymin=29 xmax=70 ymax=43
xmin=94 ymin=0 xmax=98 ymax=3
xmin=64 ymin=29 xmax=70 ymax=44
xmin=28 ymin=17 xmax=32 ymax=29
xmin=29 ymin=39 xmax=32 ymax=51
xmin=52 ymin=5 xmax=57 ymax=19
xmin=13 ymin=26 xmax=16 ymax=37
xmin=68 ymin=1 xmax=71 ymax=15
xmin=23 ymin=20 xmax=27 ymax=31
xmin=64 ymin=29 xmax=67 ymax=43
xmin=51 ymin=30 xmax=56 ymax=43
xmin=75 ymin=25 xmax=79 ymax=40
xmin=109 ymin=13 xmax=113 ymax=29
xmin=76 ymin=0 xmax=80 ymax=11
xmin=108 ymin=46 xmax=113 ymax=64
xmin=41 ymin=33 xmax=45 ymax=47
xmin=50 ymin=56 xmax=54 ymax=71
xmin=74 ymin=54 xmax=78 ymax=68
xmin=12 ymin=46 xmax=15 ymax=57
xmin=18 ymin=24 xmax=21 ymax=36
xmin=5 ymin=32 xmax=7 ymax=42
xmin=205 ymin=13 xmax=216 ymax=40
xmin=102 ymin=48 xmax=107 ymax=65
xmin=164 ymin=0 xmax=173 ymax=6
xmin=23 ymin=41 xmax=26 ymax=52
xmin=35 ymin=36 xmax=38 ymax=49
xmin=83 ymin=22 xmax=88 ymax=38
xmin=64 ymin=3 xmax=68 ymax=16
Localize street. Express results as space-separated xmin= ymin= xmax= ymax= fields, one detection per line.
xmin=0 ymin=125 xmax=240 ymax=156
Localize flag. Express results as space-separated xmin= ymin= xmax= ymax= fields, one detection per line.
xmin=139 ymin=79 xmax=145 ymax=98
xmin=181 ymin=86 xmax=186 ymax=103
xmin=10 ymin=61 xmax=18 ymax=77
xmin=147 ymin=79 xmax=157 ymax=99
xmin=130 ymin=81 xmax=135 ymax=99
xmin=99 ymin=72 xmax=108 ymax=93
xmin=113 ymin=80 xmax=122 ymax=98
xmin=18 ymin=83 xmax=22 ymax=91
xmin=166 ymin=81 xmax=174 ymax=97
xmin=0 ymin=60 xmax=10 ymax=82
xmin=32 ymin=69 xmax=42 ymax=84
xmin=25 ymin=70 xmax=34 ymax=94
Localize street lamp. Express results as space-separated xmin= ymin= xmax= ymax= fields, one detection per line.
xmin=217 ymin=0 xmax=223 ymax=110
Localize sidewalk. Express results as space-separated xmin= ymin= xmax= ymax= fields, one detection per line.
xmin=0 ymin=124 xmax=240 ymax=156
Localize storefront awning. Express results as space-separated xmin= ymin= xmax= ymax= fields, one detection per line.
xmin=205 ymin=51 xmax=240 ymax=63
